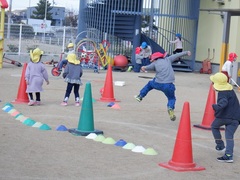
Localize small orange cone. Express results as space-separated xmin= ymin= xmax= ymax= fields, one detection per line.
xmin=99 ymin=65 xmax=119 ymax=102
xmin=159 ymin=102 xmax=205 ymax=172
xmin=193 ymin=84 xmax=223 ymax=130
xmin=12 ymin=63 xmax=29 ymax=104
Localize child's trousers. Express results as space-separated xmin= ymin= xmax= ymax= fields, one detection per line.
xmin=211 ymin=118 xmax=239 ymax=156
xmin=139 ymin=78 xmax=176 ymax=109
xmin=64 ymin=83 xmax=80 ymax=101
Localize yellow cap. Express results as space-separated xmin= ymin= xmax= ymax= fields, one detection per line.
xmin=67 ymin=53 xmax=80 ymax=65
xmin=30 ymin=48 xmax=43 ymax=63
xmin=210 ymin=72 xmax=233 ymax=91
xmin=68 ymin=43 xmax=74 ymax=48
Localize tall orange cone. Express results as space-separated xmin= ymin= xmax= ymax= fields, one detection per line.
xmin=159 ymin=102 xmax=205 ymax=172
xmin=193 ymin=83 xmax=223 ymax=130
xmin=12 ymin=63 xmax=29 ymax=104
xmin=99 ymin=65 xmax=119 ymax=102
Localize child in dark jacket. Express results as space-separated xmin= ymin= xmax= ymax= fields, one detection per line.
xmin=210 ymin=72 xmax=240 ymax=163
xmin=61 ymin=53 xmax=83 ymax=106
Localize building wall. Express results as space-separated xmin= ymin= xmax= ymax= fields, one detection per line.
xmin=197 ymin=0 xmax=240 ymax=68
xmin=79 ymin=0 xmax=200 ymax=70
xmin=26 ymin=6 xmax=65 ymax=26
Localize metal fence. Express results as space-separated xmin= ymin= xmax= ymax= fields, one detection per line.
xmin=80 ymin=0 xmax=200 ymax=70
xmin=3 ymin=0 xmax=200 ymax=70
xmin=3 ymin=24 xmax=78 ymax=63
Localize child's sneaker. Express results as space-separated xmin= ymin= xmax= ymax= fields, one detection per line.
xmin=217 ymin=154 xmax=233 ymax=163
xmin=215 ymin=145 xmax=226 ymax=152
xmin=75 ymin=102 xmax=80 ymax=106
xmin=35 ymin=101 xmax=41 ymax=106
xmin=60 ymin=101 xmax=67 ymax=106
xmin=127 ymin=66 xmax=133 ymax=72
xmin=168 ymin=108 xmax=176 ymax=121
xmin=28 ymin=100 xmax=35 ymax=106
xmin=134 ymin=95 xmax=142 ymax=102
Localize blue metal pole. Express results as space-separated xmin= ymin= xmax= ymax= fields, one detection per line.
xmin=78 ymin=0 xmax=87 ymax=37
xmin=131 ymin=0 xmax=142 ymax=67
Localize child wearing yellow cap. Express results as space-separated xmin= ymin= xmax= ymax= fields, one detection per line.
xmin=58 ymin=43 xmax=75 ymax=72
xmin=210 ymin=72 xmax=240 ymax=163
xmin=25 ymin=48 xmax=49 ymax=106
xmin=61 ymin=53 xmax=83 ymax=106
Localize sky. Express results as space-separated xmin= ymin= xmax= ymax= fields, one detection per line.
xmin=9 ymin=0 xmax=80 ymax=11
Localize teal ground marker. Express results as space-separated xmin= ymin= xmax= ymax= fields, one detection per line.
xmin=39 ymin=124 xmax=51 ymax=130
xmin=23 ymin=119 xmax=36 ymax=126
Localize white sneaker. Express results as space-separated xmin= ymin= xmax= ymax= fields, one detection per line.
xmin=28 ymin=100 xmax=35 ymax=106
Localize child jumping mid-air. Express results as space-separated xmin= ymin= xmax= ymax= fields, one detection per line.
xmin=134 ymin=51 xmax=191 ymax=121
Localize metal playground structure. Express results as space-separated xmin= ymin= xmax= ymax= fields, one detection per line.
xmin=51 ymin=38 xmax=113 ymax=76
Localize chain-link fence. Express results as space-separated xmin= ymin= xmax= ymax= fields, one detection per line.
xmin=3 ymin=24 xmax=78 ymax=64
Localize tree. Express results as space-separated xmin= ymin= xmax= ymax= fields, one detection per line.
xmin=31 ymin=0 xmax=53 ymax=21
xmin=63 ymin=8 xmax=78 ymax=27
xmin=64 ymin=15 xmax=78 ymax=27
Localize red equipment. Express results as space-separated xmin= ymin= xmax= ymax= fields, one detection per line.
xmin=51 ymin=53 xmax=65 ymax=76
xmin=200 ymin=48 xmax=214 ymax=74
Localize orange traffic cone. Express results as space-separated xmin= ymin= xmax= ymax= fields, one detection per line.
xmin=99 ymin=65 xmax=119 ymax=102
xmin=159 ymin=102 xmax=205 ymax=172
xmin=12 ymin=63 xmax=29 ymax=104
xmin=193 ymin=83 xmax=223 ymax=130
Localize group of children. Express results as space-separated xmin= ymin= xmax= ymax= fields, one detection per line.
xmin=25 ymin=45 xmax=83 ymax=107
xmin=134 ymin=47 xmax=240 ymax=163
xmin=134 ymin=33 xmax=183 ymax=73
xmin=24 ymin=38 xmax=240 ymax=163
xmin=134 ymin=41 xmax=152 ymax=72
xmin=132 ymin=33 xmax=240 ymax=163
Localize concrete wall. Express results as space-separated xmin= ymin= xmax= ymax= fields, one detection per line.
xmin=197 ymin=0 xmax=240 ymax=73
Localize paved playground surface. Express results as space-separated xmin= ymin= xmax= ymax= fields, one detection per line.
xmin=0 ymin=63 xmax=240 ymax=180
